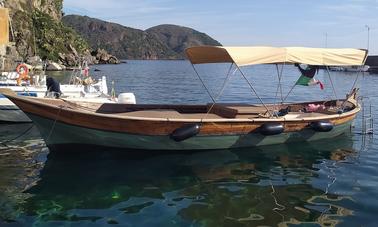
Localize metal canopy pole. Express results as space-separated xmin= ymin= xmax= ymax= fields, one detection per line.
xmin=274 ymin=63 xmax=285 ymax=103
xmin=325 ymin=66 xmax=338 ymax=99
xmin=340 ymin=65 xmax=364 ymax=108
xmin=283 ymin=82 xmax=296 ymax=103
xmin=190 ymin=63 xmax=216 ymax=103
xmin=236 ymin=65 xmax=274 ymax=117
xmin=205 ymin=63 xmax=235 ymax=116
xmin=350 ymin=53 xmax=368 ymax=93
xmin=214 ymin=63 xmax=234 ymax=101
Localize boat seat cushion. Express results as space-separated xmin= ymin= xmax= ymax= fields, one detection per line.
xmin=209 ymin=104 xmax=238 ymax=118
xmin=209 ymin=104 xmax=271 ymax=118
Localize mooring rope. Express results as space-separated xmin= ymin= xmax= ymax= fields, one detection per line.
xmin=270 ymin=179 xmax=286 ymax=223
xmin=45 ymin=105 xmax=64 ymax=144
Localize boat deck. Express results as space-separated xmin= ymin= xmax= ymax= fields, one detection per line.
xmin=115 ymin=110 xmax=224 ymax=119
xmin=62 ymin=99 xmax=346 ymax=120
xmin=111 ymin=106 xmax=331 ymax=120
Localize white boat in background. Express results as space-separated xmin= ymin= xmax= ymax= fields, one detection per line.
xmin=0 ymin=71 xmax=108 ymax=98
xmin=329 ymin=65 xmax=369 ymax=72
xmin=0 ymin=63 xmax=135 ymax=123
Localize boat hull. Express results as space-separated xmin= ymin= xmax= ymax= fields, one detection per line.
xmin=28 ymin=113 xmax=353 ymax=151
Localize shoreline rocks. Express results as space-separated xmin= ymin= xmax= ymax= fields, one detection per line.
xmin=91 ymin=49 xmax=120 ymax=65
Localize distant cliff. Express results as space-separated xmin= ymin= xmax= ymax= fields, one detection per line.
xmin=62 ymin=15 xmax=176 ymax=60
xmin=62 ymin=15 xmax=222 ymax=59
xmin=147 ymin=24 xmax=222 ymax=58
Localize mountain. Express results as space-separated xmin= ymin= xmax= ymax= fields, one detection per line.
xmin=62 ymin=15 xmax=176 ymax=60
xmin=146 ymin=24 xmax=222 ymax=58
xmin=62 ymin=15 xmax=221 ymax=59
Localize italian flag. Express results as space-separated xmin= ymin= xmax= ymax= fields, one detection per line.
xmin=295 ymin=69 xmax=324 ymax=90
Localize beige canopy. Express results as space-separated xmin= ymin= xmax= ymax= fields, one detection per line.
xmin=0 ymin=8 xmax=9 ymax=45
xmin=185 ymin=46 xmax=368 ymax=66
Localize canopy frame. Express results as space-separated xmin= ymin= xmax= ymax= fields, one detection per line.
xmin=186 ymin=46 xmax=368 ymax=117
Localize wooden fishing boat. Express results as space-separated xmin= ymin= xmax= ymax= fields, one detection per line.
xmin=0 ymin=46 xmax=367 ymax=151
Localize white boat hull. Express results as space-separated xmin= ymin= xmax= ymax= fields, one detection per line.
xmin=0 ymin=76 xmax=112 ymax=123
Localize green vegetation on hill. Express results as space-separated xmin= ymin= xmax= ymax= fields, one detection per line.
xmin=32 ymin=10 xmax=88 ymax=61
xmin=4 ymin=0 xmax=91 ymax=66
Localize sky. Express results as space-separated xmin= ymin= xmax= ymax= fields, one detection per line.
xmin=63 ymin=0 xmax=378 ymax=54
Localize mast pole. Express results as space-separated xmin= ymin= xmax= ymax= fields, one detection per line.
xmin=365 ymin=25 xmax=370 ymax=51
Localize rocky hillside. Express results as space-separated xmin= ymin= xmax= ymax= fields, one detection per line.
xmin=1 ymin=0 xmax=117 ymax=70
xmin=3 ymin=0 xmax=88 ymax=66
xmin=62 ymin=15 xmax=177 ymax=60
xmin=147 ymin=24 xmax=222 ymax=58
xmin=62 ymin=15 xmax=221 ymax=59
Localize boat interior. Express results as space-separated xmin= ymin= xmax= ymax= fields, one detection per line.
xmin=57 ymin=98 xmax=356 ymax=120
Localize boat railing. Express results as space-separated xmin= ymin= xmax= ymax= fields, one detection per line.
xmin=358 ymin=97 xmax=374 ymax=135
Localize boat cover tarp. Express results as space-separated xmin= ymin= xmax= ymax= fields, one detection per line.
xmin=0 ymin=8 xmax=9 ymax=45
xmin=185 ymin=46 xmax=368 ymax=66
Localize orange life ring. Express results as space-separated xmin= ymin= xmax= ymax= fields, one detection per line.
xmin=16 ymin=64 xmax=30 ymax=85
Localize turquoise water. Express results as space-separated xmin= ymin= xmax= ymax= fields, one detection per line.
xmin=0 ymin=61 xmax=377 ymax=226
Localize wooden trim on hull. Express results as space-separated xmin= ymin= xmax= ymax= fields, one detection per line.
xmin=28 ymin=113 xmax=353 ymax=151
xmin=6 ymin=95 xmax=359 ymax=136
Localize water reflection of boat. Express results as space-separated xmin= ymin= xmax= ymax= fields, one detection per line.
xmin=1 ymin=47 xmax=367 ymax=150
xmin=2 ymin=136 xmax=356 ymax=226
xmin=0 ymin=137 xmax=47 ymax=223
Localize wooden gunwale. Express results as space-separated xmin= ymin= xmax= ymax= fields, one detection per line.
xmin=5 ymin=94 xmax=359 ymax=136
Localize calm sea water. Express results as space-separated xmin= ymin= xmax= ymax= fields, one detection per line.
xmin=0 ymin=60 xmax=377 ymax=226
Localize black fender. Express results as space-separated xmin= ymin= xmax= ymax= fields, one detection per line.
xmin=259 ymin=123 xmax=284 ymax=136
xmin=170 ymin=124 xmax=201 ymax=142
xmin=309 ymin=121 xmax=333 ymax=132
